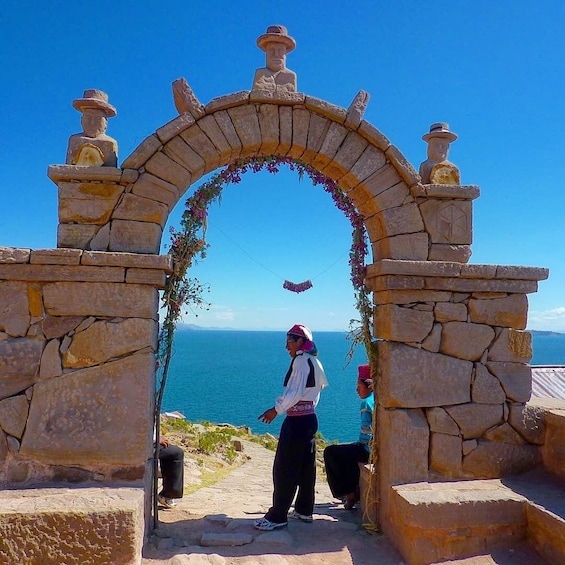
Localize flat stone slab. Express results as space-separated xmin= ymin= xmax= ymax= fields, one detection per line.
xmin=0 ymin=485 xmax=145 ymax=565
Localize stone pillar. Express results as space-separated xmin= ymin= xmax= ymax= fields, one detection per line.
xmin=365 ymin=259 xmax=548 ymax=543
xmin=0 ymin=247 xmax=171 ymax=563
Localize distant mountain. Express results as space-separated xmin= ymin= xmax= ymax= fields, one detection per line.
xmin=530 ymin=330 xmax=565 ymax=336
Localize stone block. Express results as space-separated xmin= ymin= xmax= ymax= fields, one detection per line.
xmin=348 ymin=145 xmax=388 ymax=186
xmin=0 ymin=247 xmax=30 ymax=264
xmin=256 ymin=103 xmax=279 ymax=156
xmin=484 ymin=422 xmax=527 ymax=444
xmin=419 ymin=199 xmax=472 ymax=245
xmin=130 ymin=173 xmax=179 ymax=210
xmin=0 ymin=281 xmax=30 ymax=337
xmin=462 ymin=440 xmax=540 ymax=478
xmin=312 ymin=121 xmax=348 ymax=170
xmin=81 ymin=252 xmax=172 ymax=272
xmin=302 ymin=113 xmax=330 ymax=163
xmin=227 ymin=105 xmax=262 ymax=157
xmin=445 ymin=403 xmax=504 ymax=439
xmin=0 ymin=486 xmax=144 ymax=565
xmin=144 ymin=151 xmax=192 ymax=189
xmin=112 ymin=194 xmax=168 ymax=227
xmin=277 ymin=105 xmax=293 ymax=155
xmin=41 ymin=316 xmax=84 ymax=339
xmin=179 ymin=124 xmax=221 ymax=173
xmin=378 ymin=406 xmax=429 ymax=485
xmin=58 ymin=182 xmax=124 ymax=224
xmin=487 ymin=362 xmax=532 ymax=403
xmin=287 ymin=107 xmax=309 ymax=159
xmin=200 ymin=532 xmax=253 ymax=547
xmin=391 ymin=480 xmax=527 ymax=565
xmin=43 ymin=282 xmax=158 ymax=318
xmin=39 ymin=338 xmax=63 ymax=379
xmin=57 ymin=223 xmax=100 ymax=250
xmin=198 ymin=114 xmax=232 ymax=163
xmin=63 ymin=318 xmax=157 ymax=369
xmin=384 ymin=145 xmax=420 ymax=186
xmin=162 ymin=136 xmax=205 ymax=186
xmin=156 ymin=113 xmax=195 ymax=144
xmin=440 ymin=321 xmax=495 ymax=361
xmin=21 ymin=353 xmax=154 ymax=466
xmin=322 ymin=132 xmax=368 ymax=180
xmin=430 ymin=432 xmax=462 ymax=477
xmin=357 ymin=120 xmax=391 ymax=151
xmin=0 ymin=394 xmax=29 ymax=439
xmin=366 ymin=203 xmax=425 ymax=241
xmin=421 ymin=323 xmax=442 ymax=352
xmin=304 ymin=96 xmax=347 ymax=123
xmin=426 ymin=407 xmax=460 ymax=435
xmin=429 ymin=276 xmax=539 ymax=294
xmin=109 ymin=220 xmax=162 ymax=254
xmin=30 ymin=248 xmax=82 ymax=265
xmin=372 ymin=233 xmax=429 ymax=261
xmin=472 ymin=363 xmax=507 ymax=404
xmin=488 ymin=329 xmax=532 ymax=363
xmin=542 ymin=410 xmax=565 ymax=479
xmin=508 ymin=403 xmax=546 ymax=444
xmin=374 ymin=304 xmax=434 ymax=343
xmin=205 ymin=91 xmax=250 ymax=113
xmin=377 ymin=342 xmax=472 ymax=408
xmin=373 ymin=289 xmax=451 ymax=305
xmin=121 ymin=133 xmax=162 ymax=169
xmin=428 ymin=243 xmax=472 ymax=263
xmin=213 ymin=110 xmax=243 ymax=160
xmin=527 ymin=503 xmax=565 ymax=565
xmin=125 ymin=268 xmax=167 ymax=287
xmin=434 ymin=302 xmax=467 ymax=323
xmin=468 ymin=294 xmax=528 ymax=329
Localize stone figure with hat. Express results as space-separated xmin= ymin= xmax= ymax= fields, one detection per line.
xmin=66 ymin=89 xmax=118 ymax=167
xmin=419 ymin=122 xmax=461 ymax=185
xmin=252 ymin=25 xmax=297 ymax=93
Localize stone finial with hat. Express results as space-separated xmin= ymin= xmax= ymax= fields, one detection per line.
xmin=72 ymin=89 xmax=117 ymax=117
xmin=257 ymin=24 xmax=296 ymax=53
xmin=422 ymin=122 xmax=457 ymax=142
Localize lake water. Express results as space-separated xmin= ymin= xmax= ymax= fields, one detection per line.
xmin=161 ymin=330 xmax=564 ymax=443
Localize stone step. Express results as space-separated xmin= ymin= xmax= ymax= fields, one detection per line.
xmin=0 ymin=485 xmax=145 ymax=565
xmin=391 ymin=478 xmax=530 ymax=565
xmin=504 ymin=468 xmax=565 ymax=564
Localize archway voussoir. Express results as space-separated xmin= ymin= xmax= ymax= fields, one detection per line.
xmin=211 ymin=110 xmax=243 ymax=163
xmin=276 ymin=106 xmax=293 ymax=155
xmin=312 ymin=121 xmax=349 ymax=171
xmin=287 ymin=107 xmax=310 ymax=160
xmin=304 ymin=96 xmax=347 ymax=124
xmin=257 ymin=104 xmax=280 ymax=156
xmin=227 ymin=105 xmax=262 ymax=156
xmin=162 ymin=138 xmax=204 ymax=190
xmin=358 ymin=120 xmax=392 ymax=152
xmin=121 ymin=134 xmax=162 ymax=170
xmin=155 ymin=113 xmax=195 ymax=145
xmin=197 ymin=115 xmax=232 ymax=164
xmin=179 ymin=125 xmax=221 ymax=172
xmin=250 ymin=90 xmax=305 ymax=105
xmin=130 ymin=173 xmax=180 ymax=211
xmin=144 ymin=151 xmax=192 ymax=190
xmin=384 ymin=144 xmax=420 ymax=187
xmin=321 ymin=131 xmax=368 ymax=181
xmin=301 ymin=114 xmax=331 ymax=162
xmin=204 ymin=91 xmax=250 ymax=114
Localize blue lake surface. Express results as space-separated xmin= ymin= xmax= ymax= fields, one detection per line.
xmin=161 ymin=330 xmax=564 ymax=443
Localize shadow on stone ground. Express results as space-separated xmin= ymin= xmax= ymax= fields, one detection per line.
xmin=141 ymin=439 xmax=549 ymax=565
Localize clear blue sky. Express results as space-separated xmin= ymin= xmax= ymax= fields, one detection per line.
xmin=1 ymin=1 xmax=563 ymax=332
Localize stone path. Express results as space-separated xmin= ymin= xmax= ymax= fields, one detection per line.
xmin=141 ymin=438 xmax=403 ymax=564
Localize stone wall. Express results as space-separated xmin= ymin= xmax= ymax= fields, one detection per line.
xmin=0 ymin=247 xmax=170 ymax=485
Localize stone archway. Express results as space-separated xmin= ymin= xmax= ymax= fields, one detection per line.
xmin=1 ymin=38 xmax=551 ymax=565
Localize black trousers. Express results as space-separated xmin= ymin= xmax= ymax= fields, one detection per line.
xmin=265 ymin=413 xmax=318 ymax=523
xmin=323 ymin=442 xmax=369 ymax=499
xmin=159 ymin=444 xmax=184 ymax=499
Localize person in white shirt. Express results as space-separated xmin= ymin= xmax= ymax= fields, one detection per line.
xmin=255 ymin=324 xmax=328 ymax=531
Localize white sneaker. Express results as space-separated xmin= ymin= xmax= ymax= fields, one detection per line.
xmin=158 ymin=495 xmax=177 ymax=509
xmin=254 ymin=517 xmax=288 ymax=531
xmin=289 ymin=510 xmax=313 ymax=523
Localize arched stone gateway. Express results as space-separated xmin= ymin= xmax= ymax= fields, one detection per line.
xmin=0 ymin=26 xmax=559 ymax=565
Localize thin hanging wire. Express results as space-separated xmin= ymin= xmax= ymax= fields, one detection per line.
xmin=209 ymin=222 xmax=348 ymax=284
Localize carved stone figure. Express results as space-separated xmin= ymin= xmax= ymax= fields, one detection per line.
xmin=66 ymin=89 xmax=118 ymax=167
xmin=252 ymin=25 xmax=297 ymax=93
xmin=419 ymin=123 xmax=460 ymax=185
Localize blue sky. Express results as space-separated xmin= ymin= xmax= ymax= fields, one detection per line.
xmin=1 ymin=1 xmax=564 ymax=332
